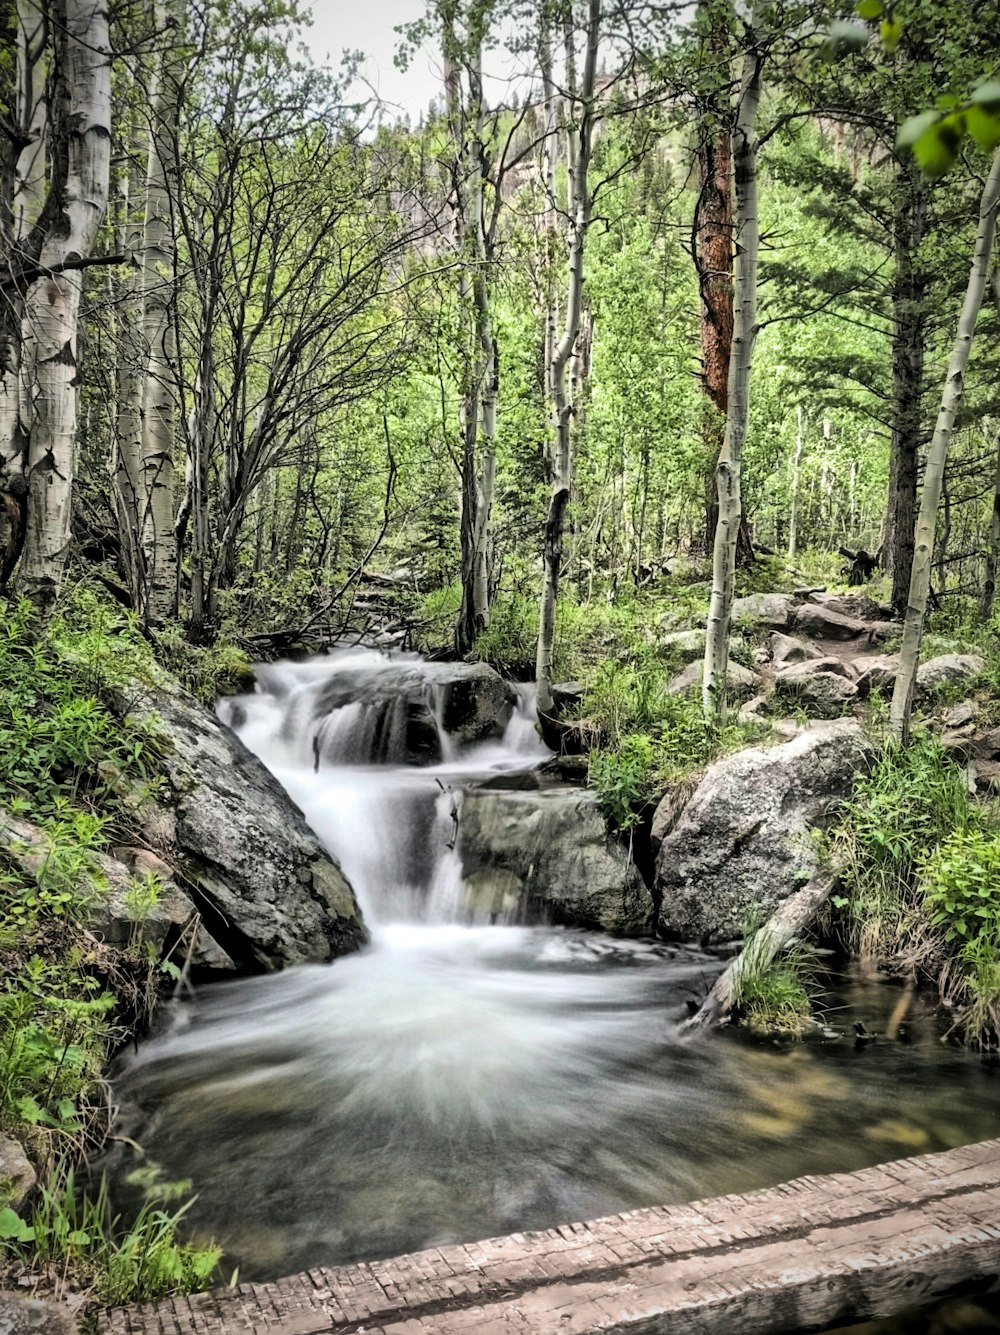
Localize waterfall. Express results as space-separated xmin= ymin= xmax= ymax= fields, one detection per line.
xmin=111 ymin=653 xmax=1000 ymax=1284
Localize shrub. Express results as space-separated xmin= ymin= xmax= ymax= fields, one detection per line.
xmin=1 ymin=1165 xmax=221 ymax=1306
xmin=831 ymin=735 xmax=971 ymax=962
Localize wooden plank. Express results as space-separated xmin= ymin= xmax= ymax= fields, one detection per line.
xmin=99 ymin=1138 xmax=1000 ymax=1335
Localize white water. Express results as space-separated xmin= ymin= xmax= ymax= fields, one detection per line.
xmin=111 ymin=653 xmax=1000 ymax=1280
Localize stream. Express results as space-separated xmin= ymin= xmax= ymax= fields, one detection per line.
xmin=110 ymin=651 xmax=1000 ymax=1281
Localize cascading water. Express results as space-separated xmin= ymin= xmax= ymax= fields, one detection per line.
xmin=110 ymin=652 xmax=1000 ymax=1281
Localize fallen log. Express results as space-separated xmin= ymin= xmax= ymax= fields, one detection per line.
xmin=681 ymin=872 xmax=837 ymax=1031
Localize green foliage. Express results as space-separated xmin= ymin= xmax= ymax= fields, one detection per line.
xmin=582 ymin=652 xmax=768 ymax=827
xmin=898 ymin=85 xmax=1000 ymax=178
xmin=920 ymin=830 xmax=1000 ymax=1049
xmin=921 ymin=828 xmax=1000 ymax=945
xmin=153 ymin=622 xmax=254 ymax=702
xmin=588 ymin=736 xmax=657 ymax=831
xmin=734 ymin=951 xmax=815 ymax=1036
xmin=0 ymin=586 xmax=220 ymax=1301
xmin=0 ymin=594 xmax=155 ymax=820
xmin=2 ymin=1165 xmax=221 ymax=1306
xmin=470 ymin=593 xmax=538 ymax=677
xmin=0 ymin=976 xmax=114 ymax=1143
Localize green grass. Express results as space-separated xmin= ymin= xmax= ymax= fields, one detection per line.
xmin=0 ymin=584 xmax=222 ymax=1306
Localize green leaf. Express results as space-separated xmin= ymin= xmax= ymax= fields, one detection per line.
xmin=972 ymin=82 xmax=1000 ymax=114
xmin=897 ymin=111 xmax=940 ymax=150
xmin=0 ymin=1207 xmax=29 ymax=1240
xmin=67 ymin=1229 xmax=91 ymax=1246
xmin=855 ymin=0 xmax=882 ymax=17
xmin=967 ymin=106 xmax=1000 ymax=152
xmin=912 ymin=118 xmax=963 ymax=178
xmin=879 ymin=16 xmax=902 ymax=51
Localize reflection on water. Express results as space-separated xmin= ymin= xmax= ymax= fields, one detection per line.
xmin=108 ymin=653 xmax=1000 ymax=1282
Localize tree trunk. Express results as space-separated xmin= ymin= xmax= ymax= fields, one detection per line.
xmin=788 ymin=404 xmax=804 ymax=559
xmin=702 ymin=13 xmax=762 ymax=723
xmin=980 ymin=425 xmax=1000 ymax=623
xmin=884 ymin=164 xmax=927 ymax=614
xmin=18 ymin=0 xmax=112 ymax=605
xmin=112 ymin=119 xmax=146 ymax=606
xmin=682 ymin=875 xmax=836 ymax=1031
xmin=138 ymin=0 xmax=179 ymax=625
xmin=535 ymin=0 xmax=600 ymax=719
xmin=890 ymin=147 xmax=1000 ymax=743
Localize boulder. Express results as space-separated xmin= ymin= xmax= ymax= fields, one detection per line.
xmin=0 ymin=808 xmax=236 ymax=976
xmin=915 ymin=654 xmax=986 ymax=697
xmin=458 ymin=784 xmax=651 ymax=934
xmin=649 ymin=777 xmax=700 ymax=857
xmin=295 ymin=659 xmax=516 ymax=762
xmin=117 ymin=678 xmax=367 ymax=971
xmin=769 ymin=632 xmax=824 ymax=668
xmin=551 ymin=681 xmax=585 ymax=716
xmin=428 ymin=662 xmax=517 ymax=745
xmin=0 ymin=1296 xmax=77 ymax=1335
xmin=792 ymin=602 xmax=890 ymax=643
xmin=777 ymin=655 xmax=853 ymax=681
xmin=654 ymin=721 xmax=875 ymax=942
xmin=0 ymin=1136 xmax=35 ymax=1210
xmin=668 ymin=659 xmax=759 ymax=702
xmin=730 ymin=593 xmax=795 ymax=629
xmin=851 ymin=653 xmax=899 ymax=697
xmin=774 ymin=666 xmax=859 ymax=718
xmin=941 ymin=701 xmax=978 ymax=731
xmin=661 ymin=628 xmax=706 ymax=662
xmin=807 ymin=591 xmax=892 ymax=622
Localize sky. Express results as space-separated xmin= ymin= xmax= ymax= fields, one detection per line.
xmin=303 ymin=0 xmax=441 ymax=120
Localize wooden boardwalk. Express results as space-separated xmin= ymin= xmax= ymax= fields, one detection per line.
xmin=100 ymin=1139 xmax=1000 ymax=1335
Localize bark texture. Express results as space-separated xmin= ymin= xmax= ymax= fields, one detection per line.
xmin=702 ymin=13 xmax=762 ymax=722
xmin=890 ymin=148 xmax=1000 ymax=742
xmin=18 ymin=0 xmax=112 ymax=603
xmin=535 ymin=0 xmax=600 ymax=718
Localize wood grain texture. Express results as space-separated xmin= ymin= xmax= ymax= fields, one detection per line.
xmin=99 ymin=1139 xmax=1000 ymax=1335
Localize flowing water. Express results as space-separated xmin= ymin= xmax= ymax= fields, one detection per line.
xmin=110 ymin=652 xmax=1000 ymax=1281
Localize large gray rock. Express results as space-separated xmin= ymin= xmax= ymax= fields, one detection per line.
xmin=302 ymin=660 xmax=515 ymax=760
xmin=773 ymin=665 xmax=859 ymax=718
xmin=778 ymin=655 xmax=853 ymax=681
xmin=118 ymin=679 xmax=367 ymax=971
xmin=807 ymin=592 xmax=892 ymax=622
xmin=915 ymin=654 xmax=986 ymax=697
xmin=668 ymin=658 xmax=759 ymax=702
xmin=0 ymin=1296 xmax=76 ymax=1335
xmin=852 ymin=653 xmax=899 ymax=697
xmin=730 ymin=593 xmax=794 ymax=629
xmin=654 ymin=721 xmax=875 ymax=943
xmin=661 ymin=629 xmax=706 ymax=662
xmin=769 ymin=632 xmax=824 ymax=668
xmin=792 ymin=602 xmax=889 ymax=643
xmin=0 ymin=1136 xmax=35 ymax=1210
xmin=458 ymin=784 xmax=651 ymax=934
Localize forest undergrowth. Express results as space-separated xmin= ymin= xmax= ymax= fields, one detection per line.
xmin=0 ymin=588 xmax=234 ymax=1318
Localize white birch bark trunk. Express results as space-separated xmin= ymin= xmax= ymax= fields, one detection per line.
xmin=981 ymin=429 xmax=1000 ymax=622
xmin=890 ymin=147 xmax=1000 ymax=742
xmin=699 ymin=13 xmax=763 ymax=720
xmin=788 ymin=404 xmax=804 ymax=559
xmin=535 ymin=0 xmax=600 ymax=718
xmin=139 ymin=0 xmax=179 ymax=625
xmin=702 ymin=14 xmax=763 ymax=722
xmin=1 ymin=0 xmax=47 ymax=484
xmin=112 ymin=126 xmax=147 ymax=605
xmin=19 ymin=0 xmax=112 ymax=603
